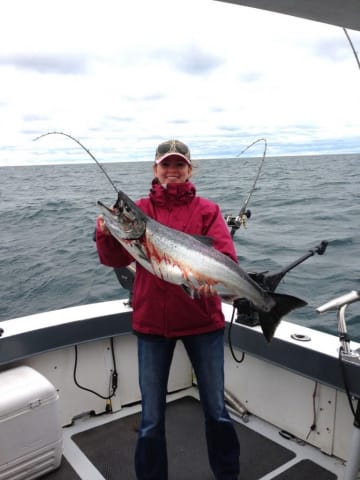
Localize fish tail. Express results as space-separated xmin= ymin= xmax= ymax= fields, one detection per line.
xmin=258 ymin=293 xmax=307 ymax=342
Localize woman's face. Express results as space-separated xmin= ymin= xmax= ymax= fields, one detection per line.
xmin=153 ymin=156 xmax=192 ymax=185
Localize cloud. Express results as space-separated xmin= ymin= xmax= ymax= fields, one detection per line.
xmin=0 ymin=0 xmax=360 ymax=166
xmin=23 ymin=114 xmax=49 ymax=122
xmin=0 ymin=53 xmax=89 ymax=74
xmin=239 ymin=71 xmax=264 ymax=83
xmin=313 ymin=37 xmax=350 ymax=61
xmin=122 ymin=43 xmax=225 ymax=76
xmin=172 ymin=45 xmax=225 ymax=75
xmin=105 ymin=115 xmax=136 ymax=124
xmin=169 ymin=119 xmax=189 ymax=125
xmin=125 ymin=93 xmax=166 ymax=102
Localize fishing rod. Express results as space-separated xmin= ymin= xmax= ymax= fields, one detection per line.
xmin=343 ymin=28 xmax=360 ymax=73
xmin=224 ymin=138 xmax=267 ymax=237
xmin=33 ymin=131 xmax=119 ymax=194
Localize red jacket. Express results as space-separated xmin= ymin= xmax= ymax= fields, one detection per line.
xmin=96 ymin=180 xmax=237 ymax=337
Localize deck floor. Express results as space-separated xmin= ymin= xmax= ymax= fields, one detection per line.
xmin=44 ymin=396 xmax=338 ymax=479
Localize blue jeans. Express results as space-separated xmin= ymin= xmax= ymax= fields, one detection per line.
xmin=135 ymin=330 xmax=240 ymax=480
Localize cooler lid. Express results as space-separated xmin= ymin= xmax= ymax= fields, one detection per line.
xmin=0 ymin=366 xmax=58 ymax=418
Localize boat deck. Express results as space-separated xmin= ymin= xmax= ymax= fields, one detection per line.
xmin=43 ymin=390 xmax=342 ymax=480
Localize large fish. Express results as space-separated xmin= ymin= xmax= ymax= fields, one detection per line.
xmin=98 ymin=190 xmax=307 ymax=342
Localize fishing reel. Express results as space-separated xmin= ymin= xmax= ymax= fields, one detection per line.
xmin=225 ymin=210 xmax=251 ymax=236
xmin=234 ymin=240 xmax=329 ymax=327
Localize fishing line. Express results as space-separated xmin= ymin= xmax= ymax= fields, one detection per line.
xmin=33 ymin=131 xmax=119 ymax=194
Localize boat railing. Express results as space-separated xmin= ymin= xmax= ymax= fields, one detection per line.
xmin=317 ymin=290 xmax=360 ymax=358
xmin=317 ymin=289 xmax=360 ymax=480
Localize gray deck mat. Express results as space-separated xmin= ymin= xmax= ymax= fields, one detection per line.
xmin=71 ymin=396 xmax=298 ymax=479
xmin=273 ymin=459 xmax=337 ymax=479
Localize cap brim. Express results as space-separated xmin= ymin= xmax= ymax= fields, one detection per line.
xmin=155 ymin=152 xmax=191 ymax=165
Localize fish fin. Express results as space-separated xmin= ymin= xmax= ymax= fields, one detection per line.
xmin=258 ymin=293 xmax=307 ymax=342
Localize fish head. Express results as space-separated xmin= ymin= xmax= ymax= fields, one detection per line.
xmin=97 ymin=191 xmax=147 ymax=240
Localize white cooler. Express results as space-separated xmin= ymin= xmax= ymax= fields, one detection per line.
xmin=0 ymin=366 xmax=63 ymax=480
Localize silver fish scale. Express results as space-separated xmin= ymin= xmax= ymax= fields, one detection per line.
xmin=144 ymin=218 xmax=274 ymax=310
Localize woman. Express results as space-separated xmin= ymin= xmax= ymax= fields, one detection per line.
xmin=96 ymin=139 xmax=240 ymax=480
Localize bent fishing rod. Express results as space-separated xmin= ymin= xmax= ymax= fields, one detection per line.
xmin=224 ymin=138 xmax=267 ymax=237
xmin=33 ymin=131 xmax=119 ymax=194
xmin=343 ymin=28 xmax=360 ymax=73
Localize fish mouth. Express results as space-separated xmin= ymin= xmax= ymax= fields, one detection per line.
xmin=97 ymin=200 xmax=114 ymax=214
xmin=97 ymin=199 xmax=146 ymax=240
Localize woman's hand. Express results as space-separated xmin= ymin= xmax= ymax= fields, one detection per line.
xmin=197 ymin=284 xmax=218 ymax=297
xmin=96 ymin=215 xmax=111 ymax=235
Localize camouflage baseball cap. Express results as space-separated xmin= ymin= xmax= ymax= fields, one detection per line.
xmin=154 ymin=140 xmax=191 ymax=165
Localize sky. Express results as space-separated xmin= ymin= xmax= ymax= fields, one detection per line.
xmin=1 ymin=0 xmax=360 ymax=166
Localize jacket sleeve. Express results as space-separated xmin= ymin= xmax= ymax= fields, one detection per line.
xmin=95 ymin=217 xmax=134 ymax=268
xmin=202 ymin=203 xmax=238 ymax=263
